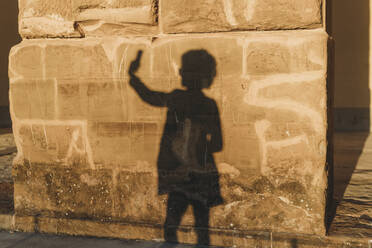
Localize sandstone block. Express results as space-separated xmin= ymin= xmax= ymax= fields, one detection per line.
xmin=86 ymin=81 xmax=127 ymax=121
xmin=0 ymin=215 xmax=14 ymax=230
xmin=88 ymin=126 xmax=132 ymax=166
xmin=18 ymin=0 xmax=79 ymax=38
xmin=57 ymin=82 xmax=87 ymax=120
xmin=9 ymin=45 xmax=43 ymax=79
xmin=15 ymin=121 xmax=94 ymax=168
xmin=10 ymin=79 xmax=56 ymax=120
xmin=9 ymin=30 xmax=329 ymax=236
xmin=44 ymin=41 xmax=113 ymax=79
xmin=161 ymin=0 xmax=323 ymax=34
xmin=151 ymin=37 xmax=243 ymax=78
xmin=88 ymin=122 xmax=161 ymax=166
xmin=19 ymin=0 xmax=158 ymax=38
xmin=66 ymin=81 xmax=125 ymax=121
xmin=243 ymin=33 xmax=326 ymax=75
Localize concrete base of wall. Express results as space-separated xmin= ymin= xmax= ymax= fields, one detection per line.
xmin=0 ymin=214 xmax=367 ymax=247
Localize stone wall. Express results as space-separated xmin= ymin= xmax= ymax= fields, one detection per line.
xmin=9 ymin=0 xmax=329 ymax=246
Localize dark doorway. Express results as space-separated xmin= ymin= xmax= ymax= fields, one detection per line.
xmin=0 ymin=0 xmax=21 ymax=127
xmin=0 ymin=0 xmax=20 ymax=216
xmin=328 ymin=0 xmax=372 ymax=237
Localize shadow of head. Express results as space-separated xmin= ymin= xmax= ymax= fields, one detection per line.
xmin=179 ymin=50 xmax=217 ymax=90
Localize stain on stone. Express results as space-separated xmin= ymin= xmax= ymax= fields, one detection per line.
xmin=77 ymin=4 xmax=102 ymax=12
xmin=251 ymin=176 xmax=275 ymax=194
xmin=152 ymin=0 xmax=159 ymax=24
xmin=277 ymin=181 xmax=307 ymax=205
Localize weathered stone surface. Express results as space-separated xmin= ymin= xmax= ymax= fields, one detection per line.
xmin=9 ymin=30 xmax=329 ymax=238
xmin=13 ymin=162 xmax=324 ymax=234
xmin=15 ymin=122 xmax=93 ymax=166
xmin=10 ymin=79 xmax=56 ymax=120
xmin=18 ymin=0 xmax=80 ymax=38
xmin=18 ymin=0 xmax=323 ymax=38
xmin=160 ymin=0 xmax=323 ymax=34
xmin=18 ymin=0 xmax=158 ymax=38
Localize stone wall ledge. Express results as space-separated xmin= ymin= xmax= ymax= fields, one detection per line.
xmin=19 ymin=27 xmax=328 ymax=40
xmin=18 ymin=0 xmax=324 ymax=38
xmin=18 ymin=0 xmax=158 ymax=38
xmin=160 ymin=0 xmax=323 ymax=34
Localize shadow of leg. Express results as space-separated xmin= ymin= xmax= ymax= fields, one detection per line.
xmin=192 ymin=200 xmax=210 ymax=246
xmin=164 ymin=192 xmax=189 ymax=243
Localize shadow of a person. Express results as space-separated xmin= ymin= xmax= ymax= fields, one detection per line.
xmin=128 ymin=49 xmax=223 ymax=245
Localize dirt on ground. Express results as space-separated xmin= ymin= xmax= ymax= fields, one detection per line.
xmin=0 ymin=128 xmax=16 ymax=214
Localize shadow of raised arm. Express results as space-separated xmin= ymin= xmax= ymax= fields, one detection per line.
xmin=128 ymin=50 xmax=168 ymax=107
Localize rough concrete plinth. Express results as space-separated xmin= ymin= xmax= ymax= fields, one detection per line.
xmin=0 ymin=215 xmax=367 ymax=248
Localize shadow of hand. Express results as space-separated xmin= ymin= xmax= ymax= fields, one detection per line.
xmin=129 ymin=50 xmax=143 ymax=76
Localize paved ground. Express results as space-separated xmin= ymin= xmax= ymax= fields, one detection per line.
xmin=0 ymin=129 xmax=15 ymax=184
xmin=0 ymin=231 xmax=211 ymax=248
xmin=329 ymin=132 xmax=372 ymax=238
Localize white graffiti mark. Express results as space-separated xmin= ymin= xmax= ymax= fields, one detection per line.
xmin=9 ymin=42 xmax=103 ymax=170
xmin=247 ymin=70 xmax=325 ymax=174
xmin=255 ymin=120 xmax=309 ymax=174
xmin=223 ymin=0 xmax=256 ymax=25
xmin=8 ymin=45 xmax=26 ymax=83
xmin=117 ymin=45 xmax=129 ymax=119
xmin=64 ymin=128 xmax=95 ymax=170
xmin=15 ymin=119 xmax=95 ymax=170
xmin=244 ymin=0 xmax=256 ymax=21
xmin=222 ymin=0 xmax=238 ymax=26
xmin=245 ymin=70 xmax=325 ymax=133
xmin=9 ymin=88 xmax=23 ymax=164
